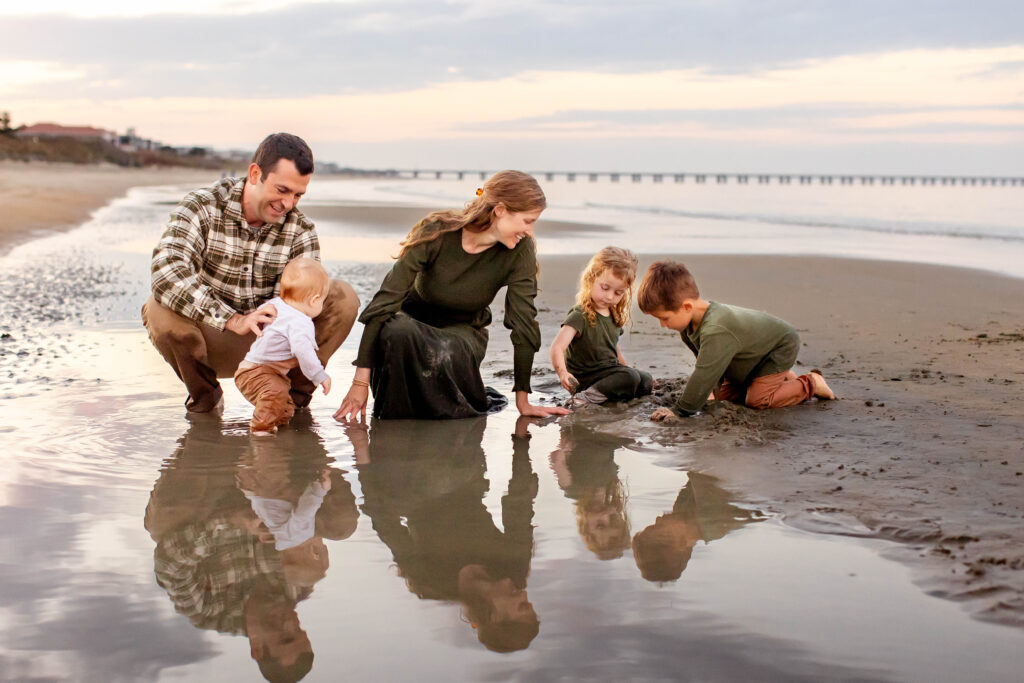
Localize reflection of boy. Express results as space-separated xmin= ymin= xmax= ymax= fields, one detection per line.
xmin=240 ymin=469 xmax=332 ymax=588
xmin=636 ymin=261 xmax=834 ymax=419
xmin=235 ymin=258 xmax=333 ymax=434
xmin=632 ymin=473 xmax=760 ymax=582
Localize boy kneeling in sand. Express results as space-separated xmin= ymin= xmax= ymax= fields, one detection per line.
xmin=636 ymin=261 xmax=834 ymax=420
xmin=235 ymin=258 xmax=332 ymax=434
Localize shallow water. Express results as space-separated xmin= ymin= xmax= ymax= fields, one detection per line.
xmin=1 ymin=185 xmax=1023 ymax=681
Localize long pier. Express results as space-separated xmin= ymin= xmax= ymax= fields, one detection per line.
xmin=371 ymin=170 xmax=1023 ymax=187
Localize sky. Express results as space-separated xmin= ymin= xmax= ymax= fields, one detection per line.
xmin=1 ymin=0 xmax=1022 ymax=174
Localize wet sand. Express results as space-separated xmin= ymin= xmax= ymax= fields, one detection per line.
xmin=2 ymin=184 xmax=1021 ymax=631
xmin=532 ymin=253 xmax=1024 ymax=627
xmin=0 ymin=161 xmax=219 ymax=255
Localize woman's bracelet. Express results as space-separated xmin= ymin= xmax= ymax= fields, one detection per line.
xmin=351 ymin=378 xmax=370 ymax=388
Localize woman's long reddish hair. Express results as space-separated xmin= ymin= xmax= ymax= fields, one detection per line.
xmin=397 ymin=170 xmax=546 ymax=258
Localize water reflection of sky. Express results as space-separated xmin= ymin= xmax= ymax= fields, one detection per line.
xmin=1 ymin=182 xmax=1023 ymax=681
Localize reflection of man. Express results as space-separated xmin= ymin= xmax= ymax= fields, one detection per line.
xmin=142 ymin=132 xmax=359 ymax=414
xmin=147 ymin=420 xmax=356 ymax=682
xmin=352 ymin=417 xmax=540 ymax=652
xmin=632 ymin=473 xmax=762 ymax=583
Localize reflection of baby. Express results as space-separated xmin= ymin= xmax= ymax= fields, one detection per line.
xmin=239 ymin=469 xmax=332 ymax=588
xmin=234 ymin=257 xmax=332 ymax=435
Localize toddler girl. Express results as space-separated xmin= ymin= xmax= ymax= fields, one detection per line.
xmin=550 ymin=247 xmax=654 ymax=408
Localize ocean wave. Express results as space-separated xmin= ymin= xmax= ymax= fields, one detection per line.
xmin=582 ymin=201 xmax=1024 ymax=243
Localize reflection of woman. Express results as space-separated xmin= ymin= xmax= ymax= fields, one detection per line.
xmin=334 ymin=171 xmax=569 ymax=420
xmin=351 ymin=417 xmax=540 ymax=652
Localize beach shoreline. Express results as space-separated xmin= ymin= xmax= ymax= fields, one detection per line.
xmin=0 ymin=160 xmax=221 ymax=255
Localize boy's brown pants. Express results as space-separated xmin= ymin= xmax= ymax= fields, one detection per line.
xmin=234 ymin=363 xmax=295 ymax=432
xmin=715 ymin=370 xmax=814 ymax=409
xmin=141 ymin=279 xmax=358 ymax=413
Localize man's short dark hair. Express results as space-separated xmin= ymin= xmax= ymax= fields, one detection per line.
xmin=253 ymin=133 xmax=314 ymax=177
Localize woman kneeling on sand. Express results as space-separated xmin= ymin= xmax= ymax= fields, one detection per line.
xmin=334 ymin=170 xmax=571 ymax=421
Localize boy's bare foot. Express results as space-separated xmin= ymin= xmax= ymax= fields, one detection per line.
xmin=809 ymin=371 xmax=835 ymax=400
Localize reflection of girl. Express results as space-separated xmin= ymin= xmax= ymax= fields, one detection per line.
xmin=335 ymin=171 xmax=569 ymax=420
xmin=352 ymin=417 xmax=541 ymax=652
xmin=549 ymin=423 xmax=634 ymax=560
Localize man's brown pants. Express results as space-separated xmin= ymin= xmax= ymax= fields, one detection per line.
xmin=142 ymin=280 xmax=359 ymax=413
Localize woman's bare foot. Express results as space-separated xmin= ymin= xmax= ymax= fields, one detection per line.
xmin=809 ymin=371 xmax=835 ymax=400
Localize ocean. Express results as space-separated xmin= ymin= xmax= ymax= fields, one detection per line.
xmin=301 ymin=175 xmax=1024 ymax=278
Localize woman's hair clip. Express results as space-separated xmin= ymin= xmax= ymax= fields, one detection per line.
xmin=475 ymin=188 xmax=483 ymax=197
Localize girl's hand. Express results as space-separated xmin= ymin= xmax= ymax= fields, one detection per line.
xmin=334 ymin=384 xmax=369 ymax=423
xmin=516 ymin=390 xmax=570 ymax=417
xmin=558 ymin=371 xmax=579 ymax=394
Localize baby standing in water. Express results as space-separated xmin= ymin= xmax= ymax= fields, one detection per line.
xmin=234 ymin=258 xmax=332 ymax=434
xmin=550 ymin=247 xmax=654 ymax=408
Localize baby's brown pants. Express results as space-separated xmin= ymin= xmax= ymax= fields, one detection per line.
xmin=234 ymin=363 xmax=295 ymax=432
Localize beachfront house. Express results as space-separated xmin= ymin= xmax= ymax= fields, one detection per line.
xmin=16 ymin=123 xmax=118 ymax=144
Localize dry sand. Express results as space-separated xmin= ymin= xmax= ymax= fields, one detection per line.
xmin=0 ymin=160 xmax=220 ymax=254
xmin=533 ymin=254 xmax=1024 ymax=628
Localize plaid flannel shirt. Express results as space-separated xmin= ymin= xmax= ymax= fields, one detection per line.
xmin=151 ymin=177 xmax=320 ymax=331
xmin=154 ymin=517 xmax=284 ymax=635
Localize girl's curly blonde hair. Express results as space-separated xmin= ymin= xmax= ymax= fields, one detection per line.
xmin=576 ymin=246 xmax=639 ymax=328
xmin=397 ymin=170 xmax=546 ymax=259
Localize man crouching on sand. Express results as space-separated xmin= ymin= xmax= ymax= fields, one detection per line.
xmin=636 ymin=260 xmax=834 ymax=421
xmin=142 ymin=133 xmax=359 ymax=415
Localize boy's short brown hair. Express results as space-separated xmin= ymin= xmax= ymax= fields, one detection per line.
xmin=636 ymin=261 xmax=700 ymax=313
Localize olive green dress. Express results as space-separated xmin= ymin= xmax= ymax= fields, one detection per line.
xmin=354 ymin=226 xmax=540 ymax=418
xmin=562 ymin=305 xmax=654 ymax=401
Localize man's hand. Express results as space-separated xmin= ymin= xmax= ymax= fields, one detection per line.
xmin=226 ymin=304 xmax=277 ymax=337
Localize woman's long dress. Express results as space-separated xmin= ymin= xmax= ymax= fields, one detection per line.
xmin=354 ymin=227 xmax=540 ymax=419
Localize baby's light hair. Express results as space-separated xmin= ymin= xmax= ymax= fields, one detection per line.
xmin=576 ymin=246 xmax=639 ymax=328
xmin=280 ymin=257 xmax=329 ymax=303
